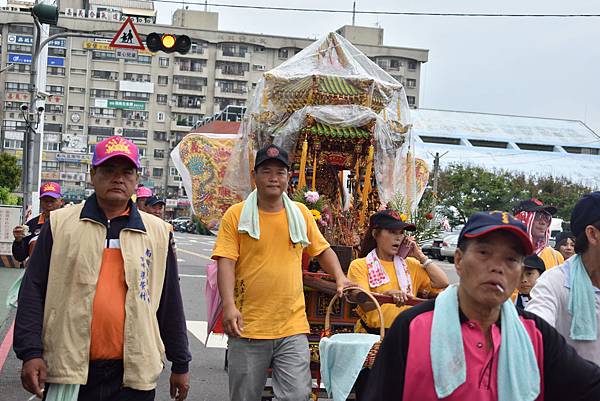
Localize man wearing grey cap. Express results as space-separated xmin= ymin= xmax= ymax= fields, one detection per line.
xmin=527 ymin=192 xmax=600 ymax=366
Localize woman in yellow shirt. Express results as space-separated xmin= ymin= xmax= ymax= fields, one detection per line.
xmin=347 ymin=210 xmax=449 ymax=334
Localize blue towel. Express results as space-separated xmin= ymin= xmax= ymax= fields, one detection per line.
xmin=45 ymin=384 xmax=80 ymax=401
xmin=431 ymin=285 xmax=540 ymax=401
xmin=238 ymin=189 xmax=310 ymax=247
xmin=319 ymin=333 xmax=380 ymax=401
xmin=568 ymin=255 xmax=598 ymax=341
xmin=5 ymin=270 xmax=24 ymax=309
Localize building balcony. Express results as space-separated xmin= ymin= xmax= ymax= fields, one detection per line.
xmin=215 ymin=69 xmax=249 ymax=81
xmin=171 ymin=103 xmax=207 ymax=115
xmin=174 ymin=64 xmax=208 ymax=76
xmin=217 ymin=49 xmax=250 ymax=62
xmin=170 ymin=120 xmax=194 ymax=132
xmin=172 ymin=84 xmax=207 ymax=96
xmin=214 ymin=86 xmax=248 ymax=99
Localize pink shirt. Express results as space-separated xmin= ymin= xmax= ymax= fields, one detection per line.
xmin=403 ymin=310 xmax=545 ymax=401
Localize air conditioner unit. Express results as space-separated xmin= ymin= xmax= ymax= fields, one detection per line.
xmin=106 ymin=119 xmax=110 ymax=125
xmin=132 ymin=122 xmax=137 ymax=127
xmin=254 ymin=65 xmax=265 ymax=71
xmin=95 ymin=118 xmax=100 ymax=123
xmin=139 ymin=122 xmax=143 ymax=128
xmin=52 ymin=115 xmax=57 ymax=121
xmin=9 ymin=113 xmax=15 ymax=118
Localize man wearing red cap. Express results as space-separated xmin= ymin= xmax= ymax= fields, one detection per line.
xmin=14 ymin=136 xmax=191 ymax=401
xmin=136 ymin=185 xmax=153 ymax=212
xmin=12 ymin=182 xmax=63 ymax=263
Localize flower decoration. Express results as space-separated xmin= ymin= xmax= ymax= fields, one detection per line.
xmin=305 ymin=191 xmax=320 ymax=203
xmin=311 ymin=210 xmax=322 ymax=220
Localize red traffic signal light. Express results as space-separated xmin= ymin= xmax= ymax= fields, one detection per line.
xmin=146 ymin=33 xmax=191 ymax=54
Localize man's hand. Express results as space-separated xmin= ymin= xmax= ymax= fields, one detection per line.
xmin=222 ymin=303 xmax=244 ymax=337
xmin=21 ymin=358 xmax=46 ymax=398
xmin=169 ymin=372 xmax=190 ymax=401
xmin=13 ymin=225 xmax=25 ymax=242
xmin=335 ymin=277 xmax=356 ymax=297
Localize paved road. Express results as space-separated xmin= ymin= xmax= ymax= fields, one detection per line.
xmin=0 ymin=233 xmax=459 ymax=400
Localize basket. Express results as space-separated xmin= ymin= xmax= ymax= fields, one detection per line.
xmin=323 ymin=287 xmax=385 ymax=369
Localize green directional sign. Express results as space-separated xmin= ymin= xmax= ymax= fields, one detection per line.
xmin=107 ymin=99 xmax=145 ymax=110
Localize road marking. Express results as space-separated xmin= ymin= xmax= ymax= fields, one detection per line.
xmin=177 ymin=258 xmax=185 ymax=262
xmin=189 ymin=239 xmax=198 ymax=243
xmin=180 ymin=274 xmax=206 ymax=278
xmin=178 ymin=248 xmax=211 ymax=260
xmin=187 ymin=320 xmax=228 ymax=348
xmin=0 ymin=320 xmax=14 ymax=372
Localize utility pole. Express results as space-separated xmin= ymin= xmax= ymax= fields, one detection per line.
xmin=352 ymin=1 xmax=356 ymax=26
xmin=431 ymin=151 xmax=448 ymax=205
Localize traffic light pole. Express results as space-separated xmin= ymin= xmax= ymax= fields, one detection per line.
xmin=22 ymin=16 xmax=106 ymax=222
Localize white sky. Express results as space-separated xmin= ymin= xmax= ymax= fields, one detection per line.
xmin=153 ymin=0 xmax=600 ymax=134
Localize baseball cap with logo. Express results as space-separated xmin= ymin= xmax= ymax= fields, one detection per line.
xmin=514 ymin=198 xmax=557 ymax=216
xmin=458 ymin=211 xmax=534 ymax=255
xmin=92 ymin=136 xmax=140 ymax=168
xmin=39 ymin=182 xmax=62 ymax=199
xmin=254 ymin=144 xmax=290 ymax=170
xmin=145 ymin=196 xmax=166 ymax=207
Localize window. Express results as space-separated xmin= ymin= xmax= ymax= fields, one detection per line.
xmin=46 ymin=85 xmax=65 ymax=95
xmin=154 ymin=131 xmax=167 ymax=141
xmin=407 ymin=96 xmax=416 ymax=106
xmin=122 ymin=110 xmax=149 ymax=120
xmin=190 ymin=42 xmax=205 ymax=54
xmin=122 ymin=91 xmax=150 ymax=101
xmin=390 ymin=59 xmax=402 ymax=70
xmin=89 ymin=107 xmax=116 ymax=117
xmin=69 ymin=87 xmax=86 ymax=94
xmin=43 ymin=142 xmax=60 ymax=151
xmin=152 ymin=168 xmax=163 ymax=177
xmin=159 ymin=57 xmax=169 ymax=67
xmin=278 ymin=49 xmax=289 ymax=59
xmin=9 ymin=25 xmax=33 ymax=35
xmin=47 ymin=66 xmax=65 ymax=76
xmin=123 ymin=73 xmax=151 ymax=82
xmin=70 ymin=68 xmax=87 ymax=75
xmin=89 ymin=126 xmax=114 ymax=136
xmin=90 ymin=89 xmax=117 ymax=99
xmin=4 ymin=101 xmax=28 ymax=111
xmin=216 ymin=61 xmax=249 ymax=76
xmin=125 ymin=55 xmax=151 ymax=64
xmin=138 ymin=148 xmax=146 ymax=158
xmin=517 ymin=143 xmax=555 ymax=152
xmin=406 ymin=79 xmax=417 ymax=88
xmin=419 ymin=136 xmax=461 ymax=145
xmin=8 ymin=44 xmax=32 ymax=53
xmin=92 ymin=50 xmax=116 ymax=61
xmin=123 ymin=129 xmax=147 ymax=138
xmin=170 ymin=167 xmax=182 ymax=181
xmin=92 ymin=70 xmax=118 ymax=80
xmin=3 ymin=120 xmax=27 ymax=130
xmin=174 ymin=95 xmax=204 ymax=108
xmin=563 ymin=146 xmax=600 ymax=155
xmin=173 ymin=76 xmax=207 ymax=90
xmin=45 ymin=104 xmax=64 ymax=114
xmin=5 ymin=82 xmax=30 ymax=91
xmin=156 ymin=112 xmax=166 ymax=122
xmin=408 ymin=61 xmax=417 ymax=70
xmin=154 ymin=149 xmax=165 ymax=159
xmin=45 ymin=123 xmax=63 ymax=133
xmin=42 ymin=161 xmax=60 ymax=171
xmin=71 ymin=49 xmax=87 ymax=56
xmin=158 ymin=76 xmax=169 ymax=85
xmin=3 ymin=139 xmax=23 ymax=149
xmin=469 ymin=139 xmax=509 ymax=149
xmin=221 ymin=44 xmax=248 ymax=57
xmin=157 ymin=94 xmax=168 ymax=104
xmin=11 ymin=64 xmax=31 ymax=73
xmin=48 ymin=47 xmax=66 ymax=57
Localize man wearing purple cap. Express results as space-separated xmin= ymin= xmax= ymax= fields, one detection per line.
xmin=12 ymin=182 xmax=63 ymax=262
xmin=14 ymin=136 xmax=191 ymax=401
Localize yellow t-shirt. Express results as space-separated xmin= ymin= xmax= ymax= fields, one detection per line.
xmin=211 ymin=201 xmax=330 ymax=339
xmin=347 ymin=257 xmax=436 ymax=331
xmin=539 ymin=246 xmax=564 ymax=269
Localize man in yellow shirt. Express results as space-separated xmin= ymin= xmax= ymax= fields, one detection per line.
xmin=514 ymin=198 xmax=564 ymax=269
xmin=212 ymin=144 xmax=352 ymax=401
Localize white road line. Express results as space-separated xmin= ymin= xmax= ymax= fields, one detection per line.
xmin=189 ymin=239 xmax=198 ymax=243
xmin=177 ymin=258 xmax=185 ymax=262
xmin=178 ymin=248 xmax=211 ymax=260
xmin=187 ymin=320 xmax=228 ymax=348
xmin=179 ymin=274 xmax=206 ymax=278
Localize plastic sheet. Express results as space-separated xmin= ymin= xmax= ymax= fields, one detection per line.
xmin=223 ymin=31 xmax=418 ymax=214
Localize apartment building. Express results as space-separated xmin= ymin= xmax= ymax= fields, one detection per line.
xmin=0 ymin=1 xmax=429 ymax=201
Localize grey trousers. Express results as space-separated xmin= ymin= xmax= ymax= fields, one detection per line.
xmin=227 ymin=334 xmax=312 ymax=401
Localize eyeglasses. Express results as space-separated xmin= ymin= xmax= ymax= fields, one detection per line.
xmin=534 ymin=212 xmax=552 ymax=224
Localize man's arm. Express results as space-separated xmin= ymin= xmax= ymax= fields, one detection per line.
xmin=12 ymin=228 xmax=31 ymax=262
xmin=217 ymin=257 xmax=244 ymax=337
xmin=14 ymin=222 xmax=53 ymax=361
xmin=316 ymin=248 xmax=354 ymax=295
xmin=157 ymin=233 xmax=192 ymax=374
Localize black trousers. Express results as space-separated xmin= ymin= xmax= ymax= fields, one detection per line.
xmin=45 ymin=360 xmax=155 ymax=401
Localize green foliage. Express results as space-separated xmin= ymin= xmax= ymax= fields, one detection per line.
xmin=387 ymin=190 xmax=440 ymax=242
xmin=0 ymin=186 xmax=19 ymax=205
xmin=436 ymin=164 xmax=592 ymax=224
xmin=0 ymin=153 xmax=21 ymax=191
xmin=291 ymin=188 xmax=325 ymax=212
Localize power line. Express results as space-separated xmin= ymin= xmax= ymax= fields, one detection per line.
xmin=151 ymin=1 xmax=600 ymax=18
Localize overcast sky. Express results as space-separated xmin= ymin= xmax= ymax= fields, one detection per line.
xmin=153 ymin=0 xmax=600 ymax=134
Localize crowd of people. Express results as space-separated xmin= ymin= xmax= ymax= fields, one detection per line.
xmin=8 ymin=137 xmax=600 ymax=401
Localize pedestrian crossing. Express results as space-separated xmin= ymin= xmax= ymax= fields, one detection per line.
xmin=187 ymin=320 xmax=228 ymax=349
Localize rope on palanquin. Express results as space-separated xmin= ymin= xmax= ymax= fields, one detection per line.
xmin=359 ymin=143 xmax=374 ymax=226
xmin=298 ymin=135 xmax=309 ymax=190
xmin=311 ymin=140 xmax=320 ymax=191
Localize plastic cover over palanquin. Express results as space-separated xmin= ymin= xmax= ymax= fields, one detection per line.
xmin=223 ymin=31 xmax=419 ymax=212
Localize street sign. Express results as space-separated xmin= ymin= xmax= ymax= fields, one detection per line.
xmin=110 ymin=17 xmax=144 ymax=50
xmin=116 ymin=48 xmax=138 ymax=60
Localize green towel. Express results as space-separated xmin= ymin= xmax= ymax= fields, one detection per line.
xmin=238 ymin=189 xmax=310 ymax=247
xmin=430 ymin=285 xmax=540 ymax=401
xmin=45 ymin=384 xmax=80 ymax=401
xmin=6 ymin=270 xmax=24 ymax=309
xmin=568 ymin=255 xmax=598 ymax=340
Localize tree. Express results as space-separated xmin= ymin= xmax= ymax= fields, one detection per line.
xmin=0 ymin=186 xmax=19 ymax=205
xmin=0 ymin=152 xmax=21 ymax=191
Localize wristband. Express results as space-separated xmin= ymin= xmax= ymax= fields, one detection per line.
xmin=421 ymin=258 xmax=434 ymax=268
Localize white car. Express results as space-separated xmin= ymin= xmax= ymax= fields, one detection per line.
xmin=440 ymin=234 xmax=459 ymax=263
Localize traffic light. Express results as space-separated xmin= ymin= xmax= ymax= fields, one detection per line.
xmin=146 ymin=33 xmax=191 ymax=54
xmin=31 ymin=3 xmax=59 ymax=25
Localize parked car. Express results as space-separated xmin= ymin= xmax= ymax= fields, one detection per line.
xmin=440 ymin=234 xmax=459 ymax=263
xmin=422 ymin=238 xmax=443 ymax=260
